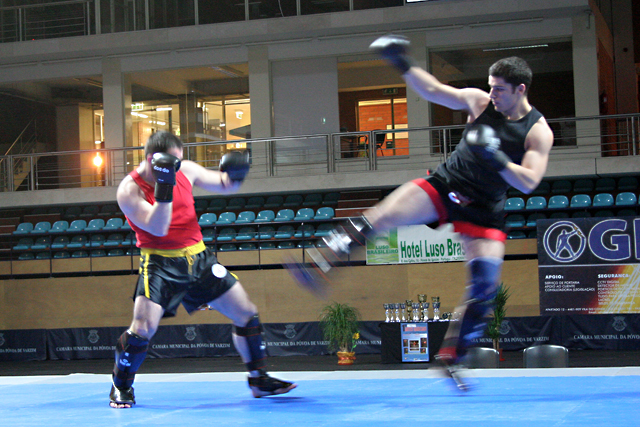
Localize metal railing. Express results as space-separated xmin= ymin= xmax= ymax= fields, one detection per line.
xmin=0 ymin=113 xmax=637 ymax=194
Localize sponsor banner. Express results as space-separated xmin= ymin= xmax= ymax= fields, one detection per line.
xmin=538 ymin=217 xmax=640 ymax=315
xmin=47 ymin=327 xmax=121 ymax=360
xmin=366 ymin=224 xmax=465 ymax=265
xmin=470 ymin=316 xmax=560 ymax=351
xmin=400 ymin=323 xmax=430 ymax=362
xmin=149 ymin=324 xmax=236 ymax=358
xmin=560 ymin=314 xmax=640 ymax=350
xmin=0 ymin=329 xmax=46 ymax=361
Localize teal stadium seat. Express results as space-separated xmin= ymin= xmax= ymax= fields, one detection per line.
xmin=227 ymin=197 xmax=246 ymax=211
xmin=504 ymin=197 xmax=525 ymax=211
xmin=208 ymin=199 xmax=227 ymax=212
xmin=531 ymin=181 xmax=551 ymax=195
xmin=198 ymin=213 xmax=217 ymax=226
xmin=86 ymin=218 xmax=105 ymax=231
xmin=322 ymin=192 xmax=341 ymax=206
xmin=103 ymin=218 xmax=124 ymax=230
xmin=572 ymin=179 xmax=594 ymax=193
xmin=103 ymin=234 xmax=124 ymax=247
xmin=294 ymin=208 xmax=315 ymax=221
xmin=88 ymin=234 xmax=106 ymax=248
xmin=283 ymin=194 xmax=303 ymax=208
xmin=548 ymin=195 xmax=569 ymax=209
xmin=235 ymin=211 xmax=256 ymax=224
xmin=618 ymin=209 xmax=637 ymax=217
xmin=216 ymin=228 xmax=236 ymax=242
xmin=79 ymin=205 xmax=100 ymax=219
xmin=50 ymin=220 xmax=69 ymax=233
xmin=202 ymin=228 xmax=216 ymax=243
xmin=507 ymin=231 xmax=526 ymax=239
xmin=277 ymin=242 xmax=295 ymax=249
xmin=67 ymin=235 xmax=88 ymax=249
xmin=526 ymin=196 xmax=547 ymax=210
xmin=302 ymin=193 xmax=323 ymax=207
xmin=194 ymin=199 xmax=209 ymax=214
xmin=551 ymin=180 xmax=571 ymax=194
xmin=13 ymin=223 xmax=33 ymax=235
xmin=615 ymin=192 xmax=637 ymax=206
xmin=216 ymin=212 xmax=236 ymax=225
xmin=108 ymin=249 xmax=125 ymax=257
xmin=593 ymin=193 xmax=614 ymax=207
xmin=53 ymin=251 xmax=70 ymax=259
xmin=31 ymin=236 xmax=51 ymax=250
xmin=264 ymin=195 xmax=284 ymax=209
xmin=314 ymin=207 xmax=335 ymax=220
xmin=98 ymin=204 xmax=119 ymax=218
xmin=255 ymin=210 xmax=275 ymax=223
xmin=36 ymin=252 xmax=50 ymax=260
xmin=505 ymin=214 xmax=526 ymax=228
xmin=274 ymin=209 xmax=294 ymax=222
xmin=526 ymin=213 xmax=546 ymax=227
xmin=31 ymin=221 xmax=51 ymax=234
xmin=595 ymin=178 xmax=616 ymax=193
xmin=72 ymin=251 xmax=88 ymax=258
xmin=68 ymin=220 xmax=87 ymax=232
xmin=258 ymin=226 xmax=276 ymax=239
xmin=51 ymin=236 xmax=69 ymax=249
xmin=13 ymin=238 xmax=34 ymax=250
xmin=314 ymin=223 xmax=334 ymax=237
xmin=238 ymin=243 xmax=257 ymax=251
xmin=294 ymin=224 xmax=315 ymax=238
xmin=570 ymin=194 xmax=591 ymax=208
xmin=63 ymin=206 xmax=82 ymax=221
xmin=617 ymin=176 xmax=638 ymax=192
xmin=235 ymin=227 xmax=256 ymax=241
xmin=245 ymin=196 xmax=265 ymax=210
xmin=275 ymin=225 xmax=295 ymax=239
xmin=18 ymin=253 xmax=35 ymax=260
xmin=91 ymin=250 xmax=107 ymax=257
xmin=219 ymin=244 xmax=237 ymax=252
xmin=259 ymin=242 xmax=277 ymax=250
xmin=550 ymin=212 xmax=570 ymax=219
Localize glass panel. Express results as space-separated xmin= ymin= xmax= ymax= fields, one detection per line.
xmin=357 ymin=96 xmax=407 ymax=157
xmin=248 ymin=0 xmax=297 ymax=19
xmin=149 ymin=0 xmax=195 ymax=28
xmin=198 ymin=0 xmax=246 ymax=24
xmin=353 ymin=0 xmax=403 ymax=11
xmin=301 ymin=0 xmax=349 ymax=15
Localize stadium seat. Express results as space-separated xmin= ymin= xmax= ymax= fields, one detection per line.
xmin=569 ymin=194 xmax=591 ymax=208
xmin=18 ymin=253 xmax=35 ymax=260
xmin=275 ymin=225 xmax=295 ymax=239
xmin=549 ymin=212 xmax=570 ymax=219
xmin=235 ymin=211 xmax=256 ymax=224
xmin=257 ymin=226 xmax=276 ymax=239
xmin=194 ymin=199 xmax=209 ymax=214
xmin=572 ymin=179 xmax=594 ymax=193
xmin=31 ymin=221 xmax=51 ymax=234
xmin=302 ymin=193 xmax=323 ymax=207
xmin=571 ymin=211 xmax=591 ymax=218
xmin=71 ymin=251 xmax=88 ymax=258
xmin=13 ymin=223 xmax=34 ymax=235
xmin=618 ymin=209 xmax=637 ymax=217
xmin=79 ymin=205 xmax=100 ymax=219
xmin=547 ymin=195 xmax=569 ymax=209
xmin=322 ymin=192 xmax=341 ymax=206
xmin=594 ymin=177 xmax=616 ymax=193
xmin=525 ymin=196 xmax=547 ymax=210
xmin=235 ymin=227 xmax=256 ymax=241
xmin=103 ymin=234 xmax=124 ymax=247
xmin=255 ymin=210 xmax=275 ymax=223
xmin=202 ymin=228 xmax=216 ymax=243
xmin=507 ymin=231 xmax=526 ymax=239
xmin=283 ymin=194 xmax=303 ymax=208
xmin=198 ymin=213 xmax=217 ymax=226
xmin=13 ymin=238 xmax=34 ymax=250
xmin=51 ymin=236 xmax=69 ymax=249
xmin=216 ymin=212 xmax=236 ymax=225
xmin=314 ymin=207 xmax=335 ymax=220
xmin=523 ymin=344 xmax=568 ymax=368
xmin=264 ymin=195 xmax=284 ymax=209
xmin=617 ymin=176 xmax=638 ymax=192
xmin=297 ymin=241 xmax=315 ymax=248
xmin=294 ymin=224 xmax=315 ymax=238
xmin=31 ymin=236 xmax=51 ymax=250
xmin=238 ymin=243 xmax=257 ymax=251
xmin=68 ymin=220 xmax=87 ymax=232
xmin=615 ymin=192 xmax=637 ymax=206
xmin=87 ymin=234 xmax=106 ymax=248
xmin=592 ymin=193 xmax=614 ymax=207
xmin=67 ymin=235 xmax=88 ymax=249
xmin=531 ymin=181 xmax=550 ymax=196
xmin=526 ymin=213 xmax=546 ymax=228
xmin=53 ymin=251 xmax=70 ymax=259
xmin=245 ymin=196 xmax=265 ymax=210
xmin=91 ymin=249 xmax=107 ymax=257
xmin=504 ymin=197 xmax=525 ymax=211
xmin=294 ymin=208 xmax=315 ymax=221
xmin=126 ymin=247 xmax=140 ymax=256
xmin=207 ymin=199 xmax=227 ymax=212
xmin=527 ymin=230 xmax=537 ymax=239
xmin=259 ymin=242 xmax=277 ymax=250
xmin=86 ymin=218 xmax=105 ymax=231
xmin=551 ymin=180 xmax=571 ymax=194
xmin=219 ymin=244 xmax=237 ymax=252
xmin=63 ymin=206 xmax=82 ymax=221
xmin=50 ymin=220 xmax=69 ymax=234
xmin=505 ymin=214 xmax=526 ymax=228
xmin=216 ymin=228 xmax=236 ymax=242
xmin=98 ymin=204 xmax=119 ymax=218
xmin=227 ymin=197 xmax=246 ymax=210
xmin=314 ymin=223 xmax=334 ymax=237
xmin=108 ymin=249 xmax=125 ymax=257
xmin=274 ymin=209 xmax=295 ymax=222
xmin=122 ymin=232 xmax=136 ymax=246
xmin=277 ymin=242 xmax=295 ymax=249
xmin=103 ymin=217 xmax=124 ymax=230
xmin=594 ymin=210 xmax=614 ymax=218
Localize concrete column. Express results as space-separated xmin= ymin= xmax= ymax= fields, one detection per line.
xmin=612 ymin=0 xmax=638 ymax=114
xmin=247 ymin=45 xmax=271 ymax=179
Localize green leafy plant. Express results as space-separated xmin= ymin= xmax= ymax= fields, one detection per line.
xmin=319 ymin=302 xmax=361 ymax=353
xmin=486 ymin=283 xmax=511 ymax=350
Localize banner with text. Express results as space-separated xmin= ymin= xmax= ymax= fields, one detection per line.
xmin=0 ymin=329 xmax=46 ymax=361
xmin=538 ymin=217 xmax=640 ymax=315
xmin=366 ymin=224 xmax=466 ymax=265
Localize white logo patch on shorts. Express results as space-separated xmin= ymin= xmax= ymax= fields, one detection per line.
xmin=212 ymin=263 xmax=227 ymax=278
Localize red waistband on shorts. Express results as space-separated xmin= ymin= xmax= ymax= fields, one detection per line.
xmin=412 ymin=178 xmax=448 ymax=224
xmin=452 ymin=221 xmax=507 ymax=242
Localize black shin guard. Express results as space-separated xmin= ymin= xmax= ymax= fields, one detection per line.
xmin=233 ymin=315 xmax=266 ymax=372
xmin=112 ymin=330 xmax=149 ymax=389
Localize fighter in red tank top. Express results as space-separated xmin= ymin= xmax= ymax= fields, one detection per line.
xmin=127 ymin=169 xmax=202 ymax=249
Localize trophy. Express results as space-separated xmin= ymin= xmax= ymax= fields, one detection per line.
xmin=417 ymin=294 xmax=427 ymax=321
xmin=432 ymin=296 xmax=441 ymax=321
xmin=394 ymin=303 xmax=400 ymax=322
xmin=399 ymin=302 xmax=406 ymax=322
xmin=422 ymin=302 xmax=430 ymax=321
xmin=406 ymin=302 xmax=413 ymax=322
xmin=411 ymin=302 xmax=420 ymax=321
xmin=384 ymin=303 xmax=391 ymax=323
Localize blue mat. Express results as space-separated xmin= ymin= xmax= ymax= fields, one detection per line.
xmin=0 ymin=369 xmax=638 ymax=426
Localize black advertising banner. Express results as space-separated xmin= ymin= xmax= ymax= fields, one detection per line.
xmin=470 ymin=316 xmax=561 ymax=351
xmin=538 ymin=217 xmax=640 ymax=315
xmin=0 ymin=329 xmax=47 ymax=361
xmin=47 ymin=327 xmax=121 ymax=360
xmin=148 ymin=324 xmax=236 ymax=358
xmin=560 ymin=313 xmax=640 ymax=350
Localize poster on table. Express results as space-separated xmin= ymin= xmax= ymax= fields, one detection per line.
xmin=400 ymin=323 xmax=430 ymax=362
xmin=366 ymin=224 xmax=465 ymax=265
xmin=538 ymin=217 xmax=640 ymax=315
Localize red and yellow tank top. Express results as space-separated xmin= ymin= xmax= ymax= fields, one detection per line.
xmin=127 ymin=170 xmax=202 ymax=249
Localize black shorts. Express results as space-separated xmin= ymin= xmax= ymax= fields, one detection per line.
xmin=134 ymin=241 xmax=237 ymax=317
xmin=413 ymin=175 xmax=507 ymax=241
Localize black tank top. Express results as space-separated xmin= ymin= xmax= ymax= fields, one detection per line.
xmin=434 ymin=102 xmax=543 ymax=209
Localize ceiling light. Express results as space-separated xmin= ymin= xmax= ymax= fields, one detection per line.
xmin=483 ymin=44 xmax=548 ymax=52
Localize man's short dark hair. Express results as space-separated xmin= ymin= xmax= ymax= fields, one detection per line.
xmin=144 ymin=131 xmax=183 ymax=157
xmin=489 ymin=57 xmax=533 ymax=94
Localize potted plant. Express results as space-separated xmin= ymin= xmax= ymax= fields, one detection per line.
xmin=486 ymin=283 xmax=511 ymax=361
xmin=319 ymin=302 xmax=361 ymax=365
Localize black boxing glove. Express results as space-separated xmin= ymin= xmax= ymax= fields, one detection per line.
xmin=369 ymin=34 xmax=414 ymax=75
xmin=219 ymin=150 xmax=250 ymax=183
xmin=151 ymin=152 xmax=181 ymax=202
xmin=465 ymin=124 xmax=511 ymax=171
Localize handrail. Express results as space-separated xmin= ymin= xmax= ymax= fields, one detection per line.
xmin=4 ymin=117 xmax=36 ymax=157
xmin=0 ymin=0 xmax=90 ymax=12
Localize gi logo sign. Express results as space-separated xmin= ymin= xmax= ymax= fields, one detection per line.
xmin=543 ymin=221 xmax=587 ymax=263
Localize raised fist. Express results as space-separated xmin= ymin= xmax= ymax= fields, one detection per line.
xmin=465 ymin=125 xmax=510 ymax=171
xmin=220 ymin=150 xmax=250 ymax=183
xmin=151 ymin=152 xmax=181 ymax=202
xmin=369 ymin=34 xmax=414 ymax=75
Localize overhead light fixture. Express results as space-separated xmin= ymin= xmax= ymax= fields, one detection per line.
xmin=483 ymin=44 xmax=548 ymax=52
xmin=93 ymin=154 xmax=103 ymax=167
xmin=156 ymin=107 xmax=172 ymax=111
xmin=211 ymin=66 xmax=242 ymax=78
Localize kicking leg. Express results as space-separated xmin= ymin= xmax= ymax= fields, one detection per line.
xmin=208 ymin=283 xmax=297 ymax=398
